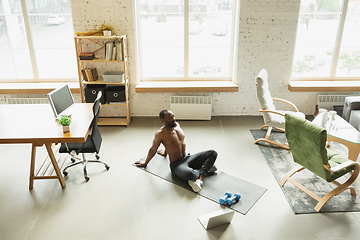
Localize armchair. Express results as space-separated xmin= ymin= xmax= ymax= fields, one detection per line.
xmin=255 ymin=69 xmax=304 ymax=149
xmin=280 ymin=113 xmax=359 ymax=212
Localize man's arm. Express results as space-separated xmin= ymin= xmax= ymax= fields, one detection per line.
xmin=135 ymin=132 xmax=162 ymax=167
xmin=157 ymin=146 xmax=167 ymax=157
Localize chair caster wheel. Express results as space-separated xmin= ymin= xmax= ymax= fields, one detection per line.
xmin=85 ymin=177 xmax=90 ymax=182
xmin=95 ymin=154 xmax=100 ymax=160
xmin=63 ymin=171 xmax=68 ymax=177
xmin=105 ymin=166 xmax=110 ymax=171
xmin=71 ymin=158 xmax=76 ymax=163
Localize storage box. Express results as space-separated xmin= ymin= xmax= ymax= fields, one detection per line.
xmin=106 ymin=86 xmax=126 ymax=102
xmin=103 ymin=71 xmax=124 ymax=83
xmin=84 ymin=84 xmax=106 ymax=104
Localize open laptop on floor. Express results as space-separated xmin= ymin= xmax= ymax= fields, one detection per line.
xmin=197 ymin=209 xmax=235 ymax=230
xmin=47 ymin=85 xmax=75 ymax=119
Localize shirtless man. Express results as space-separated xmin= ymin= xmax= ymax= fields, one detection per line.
xmin=135 ymin=109 xmax=217 ymax=192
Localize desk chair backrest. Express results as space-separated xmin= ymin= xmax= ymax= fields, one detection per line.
xmin=284 ymin=113 xmax=331 ymax=181
xmin=256 ymin=69 xmax=276 ymax=125
xmin=91 ymin=91 xmax=102 ymax=153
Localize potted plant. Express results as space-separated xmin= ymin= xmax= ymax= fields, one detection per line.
xmin=58 ymin=115 xmax=71 ymax=133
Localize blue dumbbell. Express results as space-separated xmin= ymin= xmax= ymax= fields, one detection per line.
xmin=226 ymin=193 xmax=241 ymax=206
xmin=219 ymin=192 xmax=232 ymax=205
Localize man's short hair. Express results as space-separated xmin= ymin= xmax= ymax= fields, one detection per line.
xmin=159 ymin=109 xmax=168 ymax=119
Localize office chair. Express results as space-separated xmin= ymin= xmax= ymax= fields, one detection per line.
xmin=255 ymin=69 xmax=305 ymax=149
xmin=280 ymin=113 xmax=359 ymax=212
xmin=59 ymin=91 xmax=109 ymax=182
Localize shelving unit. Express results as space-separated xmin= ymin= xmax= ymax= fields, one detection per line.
xmin=74 ymin=35 xmax=130 ymax=126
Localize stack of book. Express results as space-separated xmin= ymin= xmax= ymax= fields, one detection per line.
xmin=81 ymin=68 xmax=98 ymax=82
xmin=79 ymin=52 xmax=95 ymax=60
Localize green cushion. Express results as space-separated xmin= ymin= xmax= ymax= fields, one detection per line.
xmin=285 ymin=113 xmax=354 ymax=182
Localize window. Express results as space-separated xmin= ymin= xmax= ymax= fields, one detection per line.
xmin=135 ymin=0 xmax=238 ymax=81
xmin=0 ymin=0 xmax=77 ymax=82
xmin=292 ymin=0 xmax=360 ymax=79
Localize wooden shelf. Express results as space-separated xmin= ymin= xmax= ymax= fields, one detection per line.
xmin=75 ymin=35 xmax=131 ymax=127
xmin=82 ymin=79 xmax=125 ymax=85
xmin=79 ymin=58 xmax=123 ymax=63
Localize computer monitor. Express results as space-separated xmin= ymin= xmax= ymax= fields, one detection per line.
xmin=47 ymin=85 xmax=75 ymax=118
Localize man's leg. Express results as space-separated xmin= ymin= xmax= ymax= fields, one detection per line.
xmin=187 ymin=149 xmax=217 ymax=179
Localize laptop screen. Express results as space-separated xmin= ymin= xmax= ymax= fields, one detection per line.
xmin=47 ymin=85 xmax=75 ymax=118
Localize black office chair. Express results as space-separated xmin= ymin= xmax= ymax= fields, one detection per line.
xmin=59 ymin=91 xmax=109 ymax=182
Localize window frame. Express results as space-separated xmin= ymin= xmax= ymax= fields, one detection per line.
xmin=291 ymin=0 xmax=360 ymax=81
xmin=135 ymin=0 xmax=239 ymax=83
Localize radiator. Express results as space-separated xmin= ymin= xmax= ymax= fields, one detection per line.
xmin=6 ymin=98 xmax=48 ymax=104
xmin=170 ymin=96 xmax=212 ymax=120
xmin=317 ymin=94 xmax=359 ymax=109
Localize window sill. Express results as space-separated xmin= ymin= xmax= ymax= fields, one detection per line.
xmin=0 ymin=82 xmax=80 ymax=94
xmin=135 ymin=81 xmax=238 ymax=93
xmin=289 ymin=80 xmax=360 ymax=92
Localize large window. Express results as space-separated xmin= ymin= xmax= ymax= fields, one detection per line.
xmin=0 ymin=0 xmax=77 ymax=82
xmin=136 ymin=0 xmax=238 ymax=81
xmin=292 ymin=0 xmax=360 ymax=79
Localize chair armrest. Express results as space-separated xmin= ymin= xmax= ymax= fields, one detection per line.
xmin=323 ymin=161 xmax=360 ymax=173
xmin=259 ymin=109 xmax=285 ymax=116
xmin=272 ymin=98 xmax=299 ymax=112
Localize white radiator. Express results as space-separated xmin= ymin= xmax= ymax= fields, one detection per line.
xmin=317 ymin=94 xmax=359 ymax=109
xmin=170 ymin=96 xmax=212 ymax=120
xmin=6 ymin=98 xmax=48 ymax=104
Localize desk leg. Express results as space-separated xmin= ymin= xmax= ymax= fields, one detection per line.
xmin=45 ymin=143 xmax=66 ymax=189
xmin=29 ymin=143 xmax=37 ymax=190
xmin=327 ymin=135 xmax=360 ymax=162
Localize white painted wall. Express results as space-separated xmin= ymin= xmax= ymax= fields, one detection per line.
xmin=1 ymin=0 xmax=321 ymax=116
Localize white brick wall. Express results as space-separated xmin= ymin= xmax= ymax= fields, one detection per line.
xmin=1 ymin=0 xmax=319 ymax=116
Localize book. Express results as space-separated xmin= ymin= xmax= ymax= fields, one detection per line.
xmin=79 ymin=52 xmax=94 ymax=56
xmin=91 ymin=68 xmax=98 ymax=81
xmin=81 ymin=69 xmax=88 ymax=81
xmin=79 ymin=55 xmax=95 ymax=60
xmin=112 ymin=45 xmax=117 ymax=60
xmin=105 ymin=41 xmax=114 ymax=61
xmin=85 ymin=68 xmax=94 ymax=82
xmin=116 ymin=40 xmax=123 ymax=61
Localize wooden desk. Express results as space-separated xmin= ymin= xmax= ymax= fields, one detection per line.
xmin=0 ymin=103 xmax=93 ymax=189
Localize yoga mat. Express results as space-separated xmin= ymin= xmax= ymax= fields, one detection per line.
xmin=251 ymin=129 xmax=360 ymax=214
xmin=134 ymin=154 xmax=267 ymax=215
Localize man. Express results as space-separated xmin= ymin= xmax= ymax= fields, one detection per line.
xmin=135 ymin=109 xmax=217 ymax=192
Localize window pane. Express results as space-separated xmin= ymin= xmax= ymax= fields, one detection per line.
xmin=292 ymin=0 xmax=342 ymax=77
xmin=0 ymin=0 xmax=76 ymax=81
xmin=137 ymin=0 xmax=236 ymax=80
xmin=0 ymin=49 xmax=33 ymax=79
xmin=189 ymin=2 xmax=232 ymax=77
xmin=138 ymin=1 xmax=184 ymax=78
xmin=336 ymin=2 xmax=360 ymax=77
xmin=35 ymin=48 xmax=77 ymax=79
xmin=0 ymin=8 xmax=33 ymax=79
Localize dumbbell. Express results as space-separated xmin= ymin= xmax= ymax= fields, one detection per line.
xmin=219 ymin=192 xmax=232 ymax=205
xmin=226 ymin=193 xmax=241 ymax=206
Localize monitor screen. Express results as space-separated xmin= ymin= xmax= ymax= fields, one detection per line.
xmin=47 ymin=85 xmax=75 ymax=118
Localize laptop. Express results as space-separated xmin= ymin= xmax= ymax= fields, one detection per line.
xmin=47 ymin=85 xmax=75 ymax=118
xmin=197 ymin=209 xmax=235 ymax=230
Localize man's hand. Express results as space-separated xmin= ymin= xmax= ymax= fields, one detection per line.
xmin=157 ymin=149 xmax=167 ymax=157
xmin=134 ymin=161 xmax=147 ymax=167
